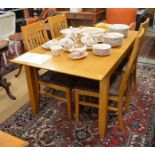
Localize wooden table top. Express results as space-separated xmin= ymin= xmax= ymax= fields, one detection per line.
xmin=11 ymin=31 xmax=138 ymax=81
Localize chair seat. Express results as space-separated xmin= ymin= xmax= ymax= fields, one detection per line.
xmin=38 ymin=71 xmax=79 ymax=88
xmin=75 ymin=75 xmax=121 ymax=96
xmin=0 ymin=131 xmax=28 ymax=147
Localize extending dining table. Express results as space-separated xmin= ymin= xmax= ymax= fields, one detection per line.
xmin=11 ymin=30 xmax=138 ymax=138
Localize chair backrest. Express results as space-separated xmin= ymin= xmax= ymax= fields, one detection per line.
xmin=48 ymin=13 xmax=68 ymax=38
xmin=0 ymin=12 xmax=15 ymax=40
xmin=106 ymin=8 xmax=137 ymax=25
xmin=119 ymin=28 xmax=145 ymax=95
xmin=21 ymin=20 xmax=49 ymax=51
xmin=139 ymin=18 xmax=150 ymax=40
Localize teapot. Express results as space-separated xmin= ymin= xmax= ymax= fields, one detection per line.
xmin=59 ymin=37 xmax=76 ymax=51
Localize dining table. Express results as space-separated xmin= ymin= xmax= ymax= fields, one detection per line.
xmin=11 ymin=29 xmax=138 ymax=138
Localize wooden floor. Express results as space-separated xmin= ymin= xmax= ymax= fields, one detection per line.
xmin=0 ymin=68 xmax=29 ymax=123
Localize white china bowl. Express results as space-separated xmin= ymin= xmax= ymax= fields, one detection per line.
xmin=103 ymin=32 xmax=124 ymax=47
xmin=92 ymin=44 xmax=111 ymax=56
xmin=109 ymin=24 xmax=129 ymax=37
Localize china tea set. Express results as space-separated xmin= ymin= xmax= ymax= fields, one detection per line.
xmin=42 ymin=24 xmax=129 ymax=59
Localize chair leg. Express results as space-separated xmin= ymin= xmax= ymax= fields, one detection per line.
xmin=117 ymin=98 xmax=125 ymax=130
xmin=66 ymin=88 xmax=72 ymax=120
xmin=125 ymin=79 xmax=131 ymax=112
xmin=75 ymin=89 xmax=79 ymax=122
xmin=15 ymin=65 xmax=23 ymax=77
xmin=125 ymin=88 xmax=130 ymax=112
xmin=133 ymin=67 xmax=137 ymax=91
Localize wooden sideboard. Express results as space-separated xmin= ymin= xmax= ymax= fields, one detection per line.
xmin=48 ymin=8 xmax=105 ymax=26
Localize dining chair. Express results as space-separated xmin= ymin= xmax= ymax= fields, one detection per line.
xmin=48 ymin=13 xmax=68 ymax=38
xmin=74 ymin=28 xmax=144 ymax=130
xmin=21 ymin=20 xmax=49 ymax=50
xmin=117 ymin=18 xmax=150 ymax=91
xmin=22 ymin=20 xmax=78 ymax=120
xmin=10 ymin=9 xmax=54 ymax=77
xmin=132 ymin=18 xmax=150 ymax=90
xmin=103 ymin=8 xmax=137 ymax=30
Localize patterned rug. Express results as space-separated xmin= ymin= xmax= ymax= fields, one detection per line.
xmin=0 ymin=63 xmax=155 ymax=147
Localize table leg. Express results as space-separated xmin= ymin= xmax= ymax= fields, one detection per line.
xmin=25 ymin=66 xmax=39 ymax=116
xmin=98 ymin=75 xmax=110 ymax=138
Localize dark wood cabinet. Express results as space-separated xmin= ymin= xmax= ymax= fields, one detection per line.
xmin=48 ymin=8 xmax=105 ymax=27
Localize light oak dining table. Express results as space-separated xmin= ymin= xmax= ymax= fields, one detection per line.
xmin=11 ymin=30 xmax=138 ymax=138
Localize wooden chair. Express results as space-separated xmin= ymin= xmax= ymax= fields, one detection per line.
xmin=11 ymin=9 xmax=52 ymax=77
xmin=117 ymin=18 xmax=150 ymax=91
xmin=21 ymin=20 xmax=49 ymax=50
xmin=0 ymin=131 xmax=28 ymax=147
xmin=74 ymin=28 xmax=144 ymax=130
xmin=131 ymin=18 xmax=150 ymax=91
xmin=48 ymin=13 xmax=68 ymax=38
xmin=22 ymin=20 xmax=78 ymax=120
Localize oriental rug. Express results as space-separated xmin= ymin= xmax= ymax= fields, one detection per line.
xmin=0 ymin=63 xmax=155 ymax=147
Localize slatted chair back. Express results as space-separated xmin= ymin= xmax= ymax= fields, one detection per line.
xmin=48 ymin=13 xmax=68 ymax=38
xmin=130 ymin=18 xmax=150 ymax=90
xmin=21 ymin=20 xmax=48 ymax=51
xmin=119 ymin=28 xmax=145 ymax=95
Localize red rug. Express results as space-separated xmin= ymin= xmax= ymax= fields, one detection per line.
xmin=0 ymin=63 xmax=155 ymax=147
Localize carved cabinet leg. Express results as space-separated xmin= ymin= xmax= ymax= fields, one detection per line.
xmin=0 ymin=76 xmax=16 ymax=100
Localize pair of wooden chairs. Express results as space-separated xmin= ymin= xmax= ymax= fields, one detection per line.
xmin=21 ymin=14 xmax=76 ymax=120
xmin=74 ymin=26 xmax=146 ymax=130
